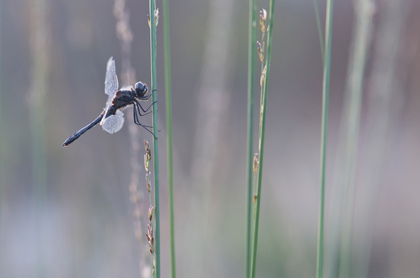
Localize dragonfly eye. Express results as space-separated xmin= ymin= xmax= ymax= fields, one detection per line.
xmin=135 ymin=82 xmax=148 ymax=97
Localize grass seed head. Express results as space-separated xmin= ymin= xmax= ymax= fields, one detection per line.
xmin=260 ymin=65 xmax=267 ymax=87
xmin=257 ymin=41 xmax=264 ymax=62
xmin=260 ymin=9 xmax=267 ymax=32
xmin=154 ymin=9 xmax=159 ymax=26
xmin=148 ymin=205 xmax=154 ymax=221
xmin=253 ymin=153 xmax=259 ymax=173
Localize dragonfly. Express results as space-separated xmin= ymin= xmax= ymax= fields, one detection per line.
xmin=62 ymin=57 xmax=154 ymax=147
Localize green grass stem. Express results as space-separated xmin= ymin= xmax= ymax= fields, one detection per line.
xmin=148 ymin=0 xmax=160 ymax=277
xmin=250 ymin=1 xmax=275 ymax=277
xmin=316 ymin=1 xmax=333 ymax=278
xmin=312 ymin=0 xmax=324 ymax=64
xmin=245 ymin=0 xmax=257 ymax=277
xmin=356 ymin=2 xmax=404 ymax=278
xmin=0 ymin=4 xmax=2 ymax=275
xmin=336 ymin=2 xmax=373 ymax=278
xmin=162 ymin=0 xmax=176 ymax=277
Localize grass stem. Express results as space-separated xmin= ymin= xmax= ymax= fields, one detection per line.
xmin=162 ymin=0 xmax=176 ymax=277
xmin=245 ymin=0 xmax=257 ymax=277
xmin=148 ymin=0 xmax=160 ymax=277
xmin=250 ymin=1 xmax=275 ymax=277
xmin=336 ymin=1 xmax=373 ymax=278
xmin=356 ymin=2 xmax=404 ymax=278
xmin=0 ymin=7 xmax=2 ymax=275
xmin=316 ymin=1 xmax=333 ymax=278
xmin=312 ymin=0 xmax=324 ymax=64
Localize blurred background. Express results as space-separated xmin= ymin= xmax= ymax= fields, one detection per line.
xmin=1 ymin=0 xmax=420 ymax=277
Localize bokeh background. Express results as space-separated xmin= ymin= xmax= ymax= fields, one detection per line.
xmin=1 ymin=0 xmax=420 ymax=277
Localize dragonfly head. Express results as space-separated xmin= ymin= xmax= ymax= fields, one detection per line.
xmin=134 ymin=81 xmax=148 ymax=98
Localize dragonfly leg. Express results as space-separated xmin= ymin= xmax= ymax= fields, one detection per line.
xmin=134 ymin=99 xmax=157 ymax=115
xmin=133 ymin=106 xmax=153 ymax=128
xmin=145 ymin=101 xmax=158 ymax=112
xmin=133 ymin=105 xmax=156 ymax=139
xmin=141 ymin=101 xmax=157 ymax=114
xmin=134 ymin=100 xmax=153 ymax=116
xmin=141 ymin=89 xmax=152 ymax=100
xmin=144 ymin=88 xmax=157 ymax=99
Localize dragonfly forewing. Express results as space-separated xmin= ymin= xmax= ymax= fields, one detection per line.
xmin=105 ymin=57 xmax=119 ymax=97
xmin=101 ymin=57 xmax=119 ymax=126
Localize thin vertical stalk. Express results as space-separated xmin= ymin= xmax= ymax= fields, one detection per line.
xmin=148 ymin=0 xmax=160 ymax=277
xmin=0 ymin=2 xmax=2 ymax=274
xmin=356 ymin=2 xmax=404 ymax=278
xmin=326 ymin=0 xmax=374 ymax=276
xmin=188 ymin=0 xmax=235 ymax=274
xmin=335 ymin=1 xmax=373 ymax=278
xmin=162 ymin=0 xmax=176 ymax=277
xmin=250 ymin=1 xmax=275 ymax=277
xmin=245 ymin=0 xmax=257 ymax=277
xmin=316 ymin=1 xmax=333 ymax=278
xmin=312 ymin=0 xmax=324 ymax=64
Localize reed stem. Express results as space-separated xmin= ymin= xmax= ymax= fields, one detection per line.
xmin=316 ymin=1 xmax=333 ymax=278
xmin=148 ymin=0 xmax=160 ymax=277
xmin=245 ymin=0 xmax=257 ymax=276
xmin=162 ymin=0 xmax=176 ymax=276
xmin=250 ymin=1 xmax=275 ymax=277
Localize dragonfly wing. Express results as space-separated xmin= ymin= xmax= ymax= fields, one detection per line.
xmin=101 ymin=110 xmax=125 ymax=134
xmin=102 ymin=57 xmax=119 ymax=126
xmin=105 ymin=57 xmax=119 ymax=97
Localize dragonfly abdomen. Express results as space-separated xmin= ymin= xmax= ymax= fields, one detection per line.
xmin=61 ymin=113 xmax=104 ymax=147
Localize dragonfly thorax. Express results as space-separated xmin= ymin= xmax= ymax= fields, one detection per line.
xmin=110 ymin=89 xmax=136 ymax=110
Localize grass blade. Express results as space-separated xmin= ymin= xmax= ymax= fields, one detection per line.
xmin=245 ymin=0 xmax=257 ymax=277
xmin=316 ymin=1 xmax=333 ymax=278
xmin=335 ymin=1 xmax=374 ymax=278
xmin=148 ymin=1 xmax=160 ymax=277
xmin=250 ymin=1 xmax=275 ymax=277
xmin=312 ymin=0 xmax=324 ymax=63
xmin=0 ymin=6 xmax=2 ymax=274
xmin=356 ymin=2 xmax=405 ymax=278
xmin=162 ymin=0 xmax=176 ymax=277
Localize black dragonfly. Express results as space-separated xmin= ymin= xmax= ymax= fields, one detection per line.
xmin=62 ymin=57 xmax=154 ymax=147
